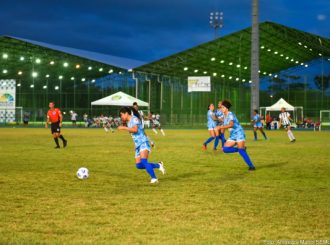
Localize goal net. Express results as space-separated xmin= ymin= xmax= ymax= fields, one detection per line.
xmin=320 ymin=110 xmax=330 ymax=131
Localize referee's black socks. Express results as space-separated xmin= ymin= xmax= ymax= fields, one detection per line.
xmin=54 ymin=138 xmax=60 ymax=147
xmin=59 ymin=135 xmax=66 ymax=142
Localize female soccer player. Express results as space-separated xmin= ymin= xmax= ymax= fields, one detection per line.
xmin=202 ymin=103 xmax=220 ymax=150
xmin=215 ymin=101 xmax=226 ymax=147
xmin=279 ymin=107 xmax=296 ymax=142
xmin=118 ymin=107 xmax=165 ymax=184
xmin=251 ymin=109 xmax=267 ymax=140
xmin=218 ymin=100 xmax=256 ymax=171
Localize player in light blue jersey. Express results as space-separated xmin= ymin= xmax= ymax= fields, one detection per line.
xmin=202 ymin=103 xmax=220 ymax=150
xmin=215 ymin=101 xmax=226 ymax=147
xmin=118 ymin=107 xmax=165 ymax=184
xmin=251 ymin=109 xmax=267 ymax=140
xmin=218 ymin=100 xmax=256 ymax=171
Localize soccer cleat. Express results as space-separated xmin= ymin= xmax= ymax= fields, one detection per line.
xmin=248 ymin=167 xmax=256 ymax=171
xmin=202 ymin=144 xmax=207 ymax=150
xmin=291 ymin=139 xmax=296 ymax=143
xmin=150 ymin=141 xmax=155 ymax=148
xmin=158 ymin=162 xmax=166 ymax=175
xmin=150 ymin=178 xmax=158 ymax=184
xmin=54 ymin=146 xmax=60 ymax=149
xmin=63 ymin=140 xmax=67 ymax=148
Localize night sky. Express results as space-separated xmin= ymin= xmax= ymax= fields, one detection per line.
xmin=1 ymin=0 xmax=329 ymax=62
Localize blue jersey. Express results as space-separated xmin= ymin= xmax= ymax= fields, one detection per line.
xmin=207 ymin=110 xmax=217 ymax=129
xmin=224 ymin=111 xmax=246 ymax=141
xmin=127 ymin=116 xmax=148 ymax=148
xmin=215 ymin=109 xmax=224 ymax=125
xmin=253 ymin=114 xmax=263 ymax=127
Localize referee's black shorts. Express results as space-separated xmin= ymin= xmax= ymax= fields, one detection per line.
xmin=51 ymin=122 xmax=61 ymax=134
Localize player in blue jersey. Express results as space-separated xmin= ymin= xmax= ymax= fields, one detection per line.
xmin=215 ymin=101 xmax=226 ymax=147
xmin=218 ymin=100 xmax=256 ymax=171
xmin=202 ymin=103 xmax=221 ymax=150
xmin=251 ymin=109 xmax=267 ymax=140
xmin=118 ymin=107 xmax=165 ymax=184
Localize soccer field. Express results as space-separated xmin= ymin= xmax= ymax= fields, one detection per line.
xmin=0 ymin=128 xmax=329 ymax=244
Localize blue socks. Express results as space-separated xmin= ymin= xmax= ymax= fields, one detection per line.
xmin=204 ymin=136 xmax=215 ymax=145
xmin=139 ymin=159 xmax=158 ymax=179
xmin=214 ymin=136 xmax=220 ymax=149
xmin=220 ymin=134 xmax=226 ymax=147
xmin=238 ymin=149 xmax=255 ymax=168
xmin=223 ymin=147 xmax=255 ymax=169
xmin=223 ymin=146 xmax=239 ymax=153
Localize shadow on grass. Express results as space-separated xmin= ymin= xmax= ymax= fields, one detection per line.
xmin=256 ymin=161 xmax=289 ymax=170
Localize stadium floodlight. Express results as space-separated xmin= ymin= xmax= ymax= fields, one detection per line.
xmin=2 ymin=53 xmax=8 ymax=59
xmin=59 ymin=75 xmax=63 ymax=80
xmin=209 ymin=11 xmax=223 ymax=38
xmin=183 ymin=67 xmax=188 ymax=71
xmin=55 ymin=86 xmax=59 ymax=90
xmin=236 ymin=78 xmax=239 ymax=81
xmin=43 ymin=85 xmax=47 ymax=89
xmin=280 ymin=54 xmax=284 ymax=57
xmin=263 ymin=72 xmax=267 ymax=75
xmin=305 ymin=64 xmax=308 ymax=67
xmin=301 ymin=63 xmax=304 ymax=66
xmin=32 ymin=72 xmax=38 ymax=77
xmin=119 ymin=71 xmax=123 ymax=74
xmin=220 ymin=60 xmax=224 ymax=63
xmin=203 ymin=71 xmax=207 ymax=74
xmin=274 ymin=51 xmax=278 ymax=54
xmin=309 ymin=48 xmax=313 ymax=51
xmin=274 ymin=74 xmax=278 ymax=78
xmin=20 ymin=56 xmax=25 ymax=61
xmin=258 ymin=70 xmax=261 ymax=73
xmin=36 ymin=58 xmax=41 ymax=64
xmin=211 ymin=57 xmax=216 ymax=61
xmin=319 ymin=53 xmax=322 ymax=56
xmin=221 ymin=74 xmax=225 ymax=78
xmin=91 ymin=79 xmax=96 ymax=83
xmin=99 ymin=68 xmax=103 ymax=72
xmin=286 ymin=56 xmax=289 ymax=60
xmin=229 ymin=62 xmax=233 ymax=66
xmin=50 ymin=61 xmax=55 ymax=65
xmin=268 ymin=73 xmax=272 ymax=76
xmin=236 ymin=64 xmax=241 ymax=68
xmin=88 ymin=66 xmax=92 ymax=70
xmin=46 ymin=74 xmax=50 ymax=78
xmin=291 ymin=59 xmax=294 ymax=62
xmin=242 ymin=79 xmax=246 ymax=82
xmin=30 ymin=84 xmax=34 ymax=88
xmin=108 ymin=69 xmax=113 ymax=73
xmin=18 ymin=71 xmax=22 ymax=75
xmin=17 ymin=83 xmax=21 ymax=87
xmin=213 ymin=73 xmax=217 ymax=76
xmin=295 ymin=61 xmax=299 ymax=64
xmin=63 ymin=62 xmax=68 ymax=67
xmin=304 ymin=45 xmax=307 ymax=48
xmin=76 ymin=64 xmax=80 ymax=69
xmin=260 ymin=46 xmax=265 ymax=49
xmin=249 ymin=80 xmax=252 ymax=83
xmin=267 ymin=49 xmax=271 ymax=52
xmin=229 ymin=76 xmax=233 ymax=80
xmin=194 ymin=69 xmax=198 ymax=73
xmin=3 ymin=69 xmax=9 ymax=73
xmin=71 ymin=77 xmax=75 ymax=80
xmin=81 ymin=78 xmax=86 ymax=81
xmin=244 ymin=66 xmax=248 ymax=70
xmin=298 ymin=42 xmax=302 ymax=45
xmin=128 ymin=69 xmax=133 ymax=72
xmin=270 ymin=95 xmax=273 ymax=98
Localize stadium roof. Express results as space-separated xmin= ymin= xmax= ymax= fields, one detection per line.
xmin=135 ymin=21 xmax=330 ymax=82
xmin=0 ymin=35 xmax=144 ymax=83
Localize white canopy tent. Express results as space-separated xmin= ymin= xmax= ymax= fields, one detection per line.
xmin=91 ymin=91 xmax=149 ymax=107
xmin=260 ymin=98 xmax=303 ymax=122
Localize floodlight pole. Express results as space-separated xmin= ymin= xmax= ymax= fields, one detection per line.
xmin=209 ymin=12 xmax=223 ymax=39
xmin=250 ymin=0 xmax=260 ymax=117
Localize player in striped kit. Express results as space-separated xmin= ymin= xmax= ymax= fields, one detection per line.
xmin=279 ymin=107 xmax=296 ymax=143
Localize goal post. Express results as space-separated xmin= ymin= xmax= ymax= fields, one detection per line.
xmin=320 ymin=110 xmax=330 ymax=131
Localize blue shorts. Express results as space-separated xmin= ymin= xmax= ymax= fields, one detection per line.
xmin=135 ymin=141 xmax=151 ymax=158
xmin=254 ymin=122 xmax=263 ymax=128
xmin=228 ymin=129 xmax=246 ymax=142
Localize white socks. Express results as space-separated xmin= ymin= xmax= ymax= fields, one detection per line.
xmin=161 ymin=129 xmax=165 ymax=136
xmin=287 ymin=130 xmax=295 ymax=141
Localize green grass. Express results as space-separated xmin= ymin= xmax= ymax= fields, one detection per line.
xmin=0 ymin=128 xmax=329 ymax=244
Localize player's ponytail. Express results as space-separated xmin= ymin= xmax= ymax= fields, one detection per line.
xmin=131 ymin=107 xmax=141 ymax=121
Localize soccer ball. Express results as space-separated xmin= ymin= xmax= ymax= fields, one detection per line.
xmin=76 ymin=167 xmax=89 ymax=180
